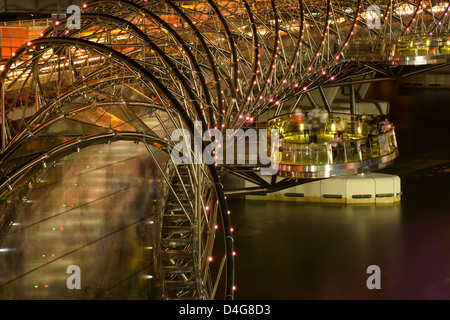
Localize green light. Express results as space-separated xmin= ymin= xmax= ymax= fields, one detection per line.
xmin=62 ymin=204 xmax=66 ymax=207
xmin=34 ymin=285 xmax=38 ymax=288
xmin=42 ymin=254 xmax=46 ymax=257
xmin=74 ymin=183 xmax=78 ymax=186
xmin=86 ymin=165 xmax=90 ymax=169
xmin=52 ymin=227 xmax=56 ymax=231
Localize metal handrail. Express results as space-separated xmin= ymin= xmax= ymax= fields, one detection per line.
xmin=275 ymin=128 xmax=397 ymax=166
xmin=268 ymin=111 xmax=386 ymax=137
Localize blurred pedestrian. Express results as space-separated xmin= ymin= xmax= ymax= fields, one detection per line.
xmin=310 ymin=118 xmax=319 ymax=143
xmin=319 ymin=107 xmax=328 ymax=135
xmin=331 ymin=132 xmax=342 ymax=162
xmin=335 ymin=117 xmax=346 ymax=137
xmin=291 ymin=107 xmax=303 ymax=134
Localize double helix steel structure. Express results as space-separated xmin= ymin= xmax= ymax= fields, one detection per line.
xmin=1 ymin=0 xmax=449 ymax=300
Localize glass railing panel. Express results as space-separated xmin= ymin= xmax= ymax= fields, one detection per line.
xmin=269 ymin=112 xmax=398 ymax=169
xmin=316 ymin=143 xmax=331 ymax=165
xmin=360 ymin=137 xmax=373 ymax=161
xmin=342 ymin=140 xmax=362 ymax=163
xmin=378 ymin=133 xmax=390 ymax=156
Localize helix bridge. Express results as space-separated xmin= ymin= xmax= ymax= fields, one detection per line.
xmin=0 ymin=0 xmax=449 ymax=300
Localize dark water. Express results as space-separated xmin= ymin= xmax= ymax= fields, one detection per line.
xmin=229 ymin=81 xmax=450 ymax=300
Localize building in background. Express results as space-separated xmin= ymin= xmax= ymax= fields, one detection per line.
xmin=0 ymin=0 xmax=83 ymax=62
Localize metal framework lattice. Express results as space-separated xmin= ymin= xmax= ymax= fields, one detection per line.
xmin=1 ymin=0 xmax=449 ymax=300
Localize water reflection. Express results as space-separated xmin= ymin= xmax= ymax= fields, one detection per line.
xmin=229 ymin=200 xmax=411 ymax=299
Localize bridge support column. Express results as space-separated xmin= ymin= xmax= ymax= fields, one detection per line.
xmin=350 ymin=85 xmax=356 ymax=115
xmin=242 ymin=173 xmax=402 ymax=204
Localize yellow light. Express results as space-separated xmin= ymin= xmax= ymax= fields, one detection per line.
xmin=331 ymin=124 xmax=336 ymax=131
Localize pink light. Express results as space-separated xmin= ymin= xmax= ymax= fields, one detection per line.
xmin=239 ymin=115 xmax=243 ymax=119
xmin=249 ymin=117 xmax=254 ymax=122
xmin=83 ymin=3 xmax=88 ymax=8
xmin=303 ymin=86 xmax=308 ymax=91
xmin=330 ymin=76 xmax=335 ymax=81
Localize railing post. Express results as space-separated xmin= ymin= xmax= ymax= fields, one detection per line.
xmin=1 ymin=82 xmax=6 ymax=152
xmin=343 ymin=142 xmax=347 ymax=163
xmin=350 ymin=85 xmax=356 ymax=115
xmin=327 ymin=143 xmax=333 ymax=164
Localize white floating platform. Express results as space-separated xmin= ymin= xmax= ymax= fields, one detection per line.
xmin=246 ymin=173 xmax=401 ymax=204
